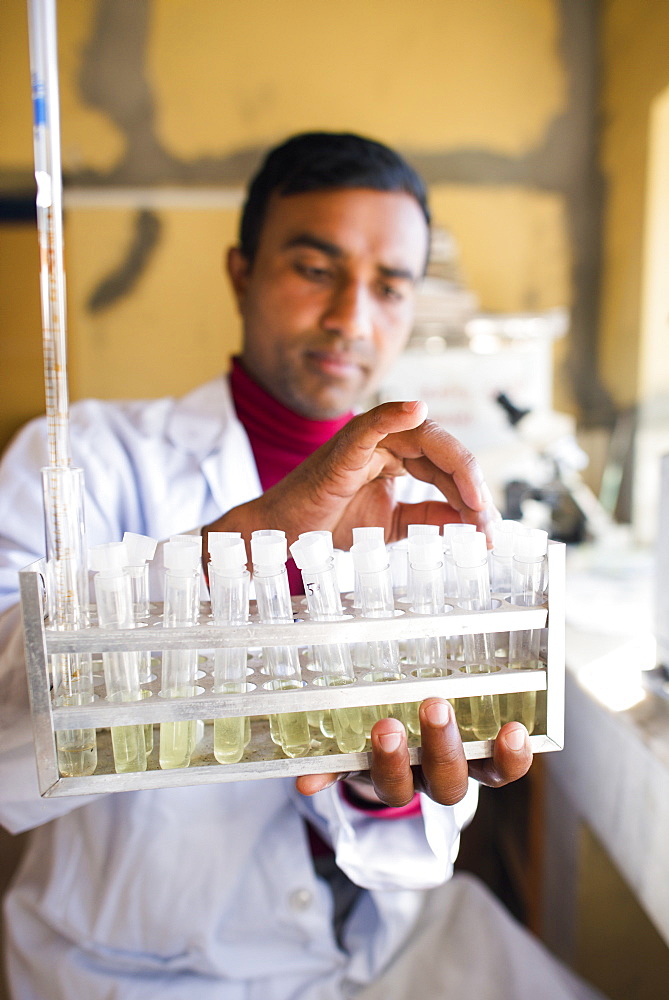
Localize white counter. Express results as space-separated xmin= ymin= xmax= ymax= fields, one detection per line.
xmin=542 ymin=546 xmax=669 ymax=954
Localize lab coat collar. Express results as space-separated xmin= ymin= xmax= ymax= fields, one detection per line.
xmin=164 ymin=374 xmax=262 ymax=513
xmin=164 ymin=376 xmax=234 ymax=458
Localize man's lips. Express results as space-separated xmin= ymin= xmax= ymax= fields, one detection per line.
xmin=305 ymin=350 xmax=369 ymax=379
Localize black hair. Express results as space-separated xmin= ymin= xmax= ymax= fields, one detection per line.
xmin=239 ymin=131 xmax=430 ymax=262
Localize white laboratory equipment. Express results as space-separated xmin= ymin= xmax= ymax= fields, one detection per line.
xmin=20 ymin=530 xmax=563 ymax=792
xmin=351 ymin=538 xmax=407 ymax=734
xmin=159 ymin=537 xmax=201 ymax=770
xmin=89 ymin=542 xmax=147 ymax=774
xmin=506 ymin=528 xmax=549 ymax=732
xmin=404 ymin=534 xmax=449 ymax=735
xmin=122 ymin=531 xmax=158 ymax=683
xmin=451 ymin=531 xmax=501 ymax=740
xmin=208 ymin=533 xmax=251 ymax=764
xmin=251 ymin=531 xmax=311 ymax=758
xmin=290 ymin=533 xmax=366 ymax=753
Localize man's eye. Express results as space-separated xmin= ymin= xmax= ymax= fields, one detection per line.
xmin=295 ymin=263 xmax=333 ymax=282
xmin=379 ymin=283 xmax=404 ymax=302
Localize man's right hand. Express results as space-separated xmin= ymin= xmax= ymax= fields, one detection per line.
xmin=202 ymin=399 xmax=499 ymax=561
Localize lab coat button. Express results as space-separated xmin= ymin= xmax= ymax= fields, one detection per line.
xmin=289 ymin=888 xmax=313 ymax=911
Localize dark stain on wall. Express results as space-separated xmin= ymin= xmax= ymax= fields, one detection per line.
xmin=87 ymin=209 xmax=162 ymax=313
xmin=75 ymin=0 xmax=613 ymax=426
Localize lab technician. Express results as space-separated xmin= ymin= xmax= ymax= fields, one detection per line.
xmin=0 ymin=133 xmax=604 ymax=1000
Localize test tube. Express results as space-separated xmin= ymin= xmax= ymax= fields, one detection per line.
xmin=405 ymin=534 xmax=449 ymax=735
xmin=290 ymin=534 xmax=366 ymax=752
xmin=208 ymin=533 xmax=250 ymax=764
xmin=489 ymin=521 xmax=523 ymax=598
xmin=442 ymin=523 xmax=476 ymax=597
xmin=442 ymin=522 xmax=476 ymax=664
xmin=122 ymin=532 xmax=158 ymax=685
xmin=451 ymin=531 xmax=500 ymax=741
xmin=159 ymin=538 xmax=201 ymax=769
xmin=351 ymin=539 xmax=406 ymax=736
xmin=89 ymin=542 xmax=147 ymax=773
xmin=207 ymin=531 xmax=251 ymax=752
xmin=505 ymin=528 xmax=548 ymax=733
xmin=43 ymin=467 xmax=98 ymax=777
xmin=489 ymin=520 xmax=522 ymax=660
xmin=251 ymin=531 xmax=311 ymax=758
xmin=406 ymin=524 xmax=440 ymax=608
xmin=388 ymin=539 xmax=409 ymax=603
xmin=294 ymin=531 xmax=336 ymax=736
xmin=348 ymin=527 xmax=385 ymax=674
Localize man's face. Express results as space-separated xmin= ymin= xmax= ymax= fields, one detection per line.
xmin=228 ymin=187 xmax=429 ymax=420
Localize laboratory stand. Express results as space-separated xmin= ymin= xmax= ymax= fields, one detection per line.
xmin=19 ymin=541 xmax=564 ymax=797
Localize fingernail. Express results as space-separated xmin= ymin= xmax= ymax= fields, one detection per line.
xmin=480 ymin=482 xmax=494 ymax=506
xmin=402 ymin=400 xmax=427 ymax=418
xmin=505 ymin=727 xmax=527 ymax=751
xmin=378 ymin=731 xmax=402 ymax=753
xmin=424 ymin=700 xmax=452 ymax=727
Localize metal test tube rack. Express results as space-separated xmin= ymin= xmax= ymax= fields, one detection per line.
xmin=19 ymin=542 xmax=565 ymax=796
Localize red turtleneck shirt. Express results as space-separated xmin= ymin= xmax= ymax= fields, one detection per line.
xmin=229 ymin=357 xmax=353 ymax=594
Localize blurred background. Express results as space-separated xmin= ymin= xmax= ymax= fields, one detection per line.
xmin=2 ymin=2 xmax=669 ymax=998
xmin=2 ymin=0 xmax=667 ymax=543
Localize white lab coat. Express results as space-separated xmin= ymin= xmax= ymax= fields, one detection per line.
xmin=0 ymin=377 xmax=475 ymax=999
xmin=0 ymin=377 xmax=606 ymax=1000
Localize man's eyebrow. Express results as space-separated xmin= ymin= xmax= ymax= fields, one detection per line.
xmin=378 ymin=264 xmax=417 ymax=283
xmin=283 ymin=234 xmax=418 ymax=282
xmin=282 ymin=234 xmax=344 ymax=257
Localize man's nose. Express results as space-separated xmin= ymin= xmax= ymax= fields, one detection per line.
xmin=321 ymin=280 xmax=374 ymax=341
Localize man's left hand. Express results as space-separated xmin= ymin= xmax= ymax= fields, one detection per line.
xmin=295 ymin=698 xmax=532 ymax=805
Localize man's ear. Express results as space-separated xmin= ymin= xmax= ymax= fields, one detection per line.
xmin=226 ymin=247 xmax=251 ymax=313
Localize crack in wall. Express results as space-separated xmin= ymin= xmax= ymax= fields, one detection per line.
xmin=87 ymin=209 xmax=162 ymax=313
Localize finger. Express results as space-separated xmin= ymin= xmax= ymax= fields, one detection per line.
xmin=417 ymin=699 xmax=470 ymax=804
xmin=260 ymin=401 xmax=428 ymax=541
xmin=324 ymin=401 xmax=428 ymax=488
xmin=295 ymin=772 xmax=340 ymax=796
xmin=369 ymin=718 xmax=414 ymax=806
xmin=382 ymin=419 xmax=487 ymax=512
xmin=467 ymin=722 xmax=533 ymax=788
xmin=401 ymin=457 xmax=498 ymax=533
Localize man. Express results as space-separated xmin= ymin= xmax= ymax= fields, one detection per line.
xmin=0 ymin=133 xmax=603 ymax=999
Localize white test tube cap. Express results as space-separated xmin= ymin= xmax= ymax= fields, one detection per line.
xmin=251 ymin=533 xmax=287 ymax=571
xmin=442 ymin=522 xmax=476 ymax=551
xmin=164 ymin=539 xmax=201 ymax=574
xmin=89 ymin=541 xmax=128 ymax=574
xmin=351 ymin=539 xmax=388 ymax=575
xmin=290 ymin=533 xmax=331 ymax=571
xmin=491 ymin=521 xmax=521 ymax=557
xmin=208 ymin=534 xmax=247 ymax=573
xmin=298 ymin=529 xmax=334 ymax=553
xmin=169 ymin=533 xmax=203 ymax=554
xmin=208 ymin=530 xmax=242 ymax=542
xmin=407 ymin=523 xmax=439 ymax=537
xmin=408 ymin=534 xmax=443 ymax=570
xmin=451 ymin=530 xmax=488 ymax=568
xmin=351 ymin=526 xmax=385 ymax=544
xmin=514 ymin=527 xmax=548 ymax=562
xmin=123 ymin=531 xmax=158 ymax=565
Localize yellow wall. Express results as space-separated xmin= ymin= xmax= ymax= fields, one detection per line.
xmin=599 ymin=0 xmax=669 ymax=408
xmin=147 ymin=0 xmax=563 ymax=158
xmin=0 ymin=227 xmax=44 ymax=447
xmin=1 ymin=0 xmax=573 ymax=453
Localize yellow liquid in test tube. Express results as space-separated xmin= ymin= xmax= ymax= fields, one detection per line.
xmin=159 ymin=719 xmax=194 ymax=770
